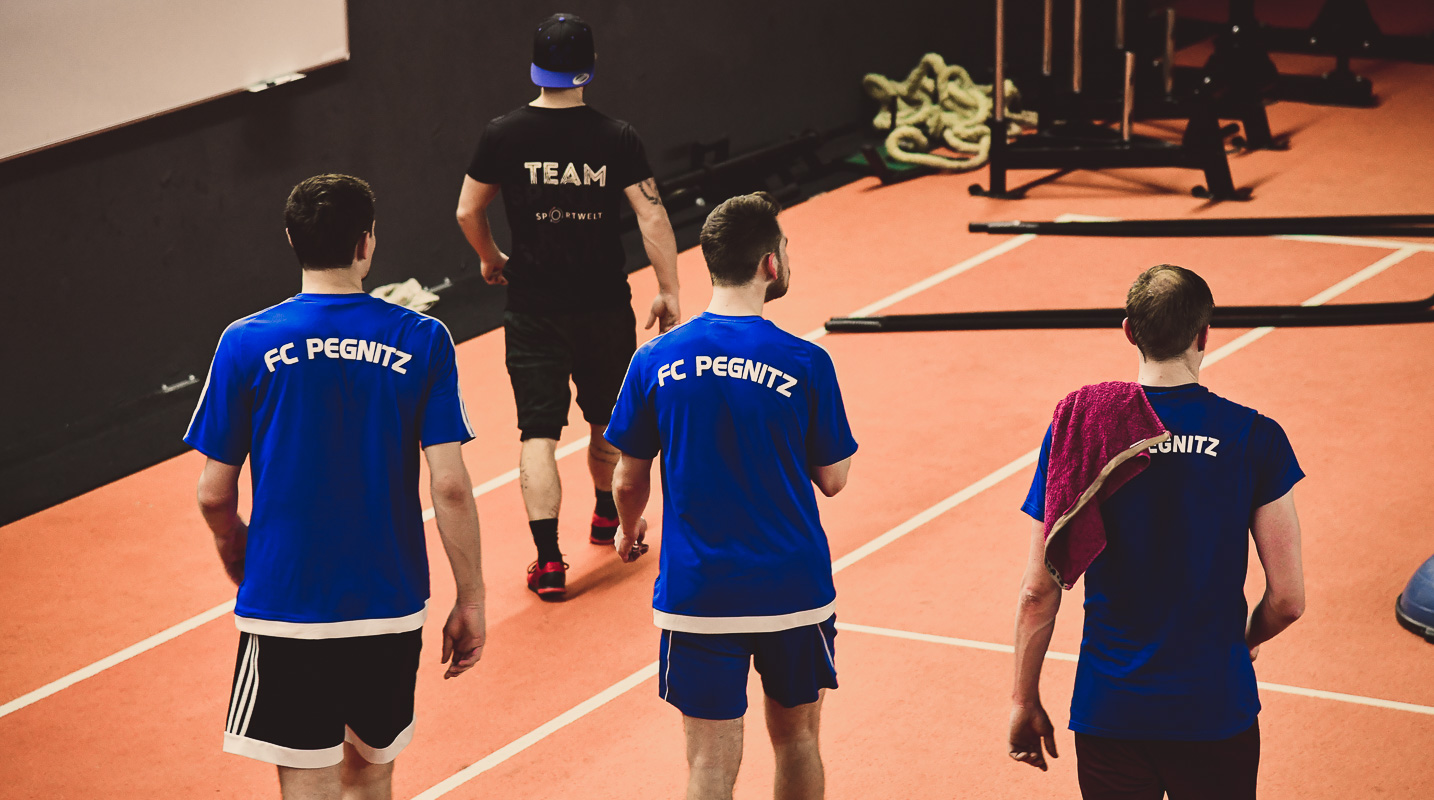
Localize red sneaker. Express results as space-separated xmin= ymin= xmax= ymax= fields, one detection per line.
xmin=526 ymin=560 xmax=568 ymax=601
xmin=590 ymin=512 xmax=620 ymax=545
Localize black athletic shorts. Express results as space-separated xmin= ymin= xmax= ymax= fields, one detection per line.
xmin=1075 ymin=719 xmax=1260 ymax=800
xmin=503 ymin=307 xmax=637 ymax=441
xmin=222 ymin=630 xmax=423 ymax=768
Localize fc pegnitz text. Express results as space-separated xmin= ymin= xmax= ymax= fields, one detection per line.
xmin=263 ymin=338 xmax=412 ymax=374
xmin=656 ymin=356 xmax=798 ymax=397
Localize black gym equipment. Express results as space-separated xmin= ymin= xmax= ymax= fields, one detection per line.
xmin=971 ymin=0 xmax=1250 ymax=202
xmin=968 ymin=213 xmax=1434 ymax=238
xmin=1183 ymin=0 xmax=1434 ymax=108
xmin=824 ymin=290 xmax=1434 ymax=333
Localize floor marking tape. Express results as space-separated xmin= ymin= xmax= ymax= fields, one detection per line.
xmin=835 ymin=622 xmax=1434 ymax=716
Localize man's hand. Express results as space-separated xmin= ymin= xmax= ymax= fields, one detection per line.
xmin=616 ymin=517 xmax=649 ymax=563
xmin=646 ymin=292 xmax=680 ymax=332
xmin=441 ymin=601 xmax=486 ymax=679
xmin=481 ymin=251 xmax=509 ymax=286
xmin=1008 ymin=702 xmax=1059 ymax=771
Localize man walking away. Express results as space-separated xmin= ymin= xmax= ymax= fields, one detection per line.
xmin=188 ymin=174 xmax=486 ymax=800
xmin=606 ymin=193 xmax=857 ymax=800
xmin=1009 ymin=264 xmax=1306 ymax=800
xmin=455 ymin=12 xmax=681 ymax=601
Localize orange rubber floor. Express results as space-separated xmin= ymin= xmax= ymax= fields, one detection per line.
xmin=3 ymin=56 xmax=1433 ymax=800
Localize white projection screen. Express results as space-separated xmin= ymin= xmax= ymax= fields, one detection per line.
xmin=0 ymin=1 xmax=349 ymax=162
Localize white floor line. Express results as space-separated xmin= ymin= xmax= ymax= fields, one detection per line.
xmin=0 ymin=600 xmax=237 ymax=719
xmin=407 ymin=241 xmax=1423 ymax=799
xmin=0 ymin=433 xmax=595 ymax=723
xmin=1277 ymin=234 xmax=1434 ymax=253
xmin=409 ymin=662 xmax=660 ymax=800
xmin=0 ymin=233 xmax=1047 ymax=723
xmin=835 ymin=621 xmax=1434 ymax=716
xmin=801 ymin=234 xmax=1039 ymax=340
xmin=1201 ymin=246 xmax=1420 ymax=369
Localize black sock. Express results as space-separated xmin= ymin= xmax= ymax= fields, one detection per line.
xmin=595 ymin=489 xmax=617 ymax=520
xmin=529 ymin=519 xmax=561 ymax=564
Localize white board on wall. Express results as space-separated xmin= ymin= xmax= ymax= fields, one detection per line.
xmin=0 ymin=1 xmax=349 ymax=162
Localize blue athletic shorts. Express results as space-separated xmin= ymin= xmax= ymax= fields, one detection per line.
xmin=657 ymin=615 xmax=838 ymax=720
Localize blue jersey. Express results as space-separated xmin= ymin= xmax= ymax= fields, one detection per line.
xmin=605 ymin=313 xmax=858 ymax=634
xmin=184 ymin=293 xmax=474 ymax=639
xmin=1022 ymin=383 xmax=1303 ymax=740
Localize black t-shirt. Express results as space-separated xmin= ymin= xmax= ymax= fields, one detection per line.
xmin=467 ymin=105 xmax=653 ymax=314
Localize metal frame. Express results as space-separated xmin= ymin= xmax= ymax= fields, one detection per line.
xmin=968 ymin=213 xmax=1434 ymax=238
xmin=825 ymin=292 xmax=1434 ymax=334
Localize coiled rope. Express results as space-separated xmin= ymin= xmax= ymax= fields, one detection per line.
xmin=863 ymin=53 xmax=1038 ymax=171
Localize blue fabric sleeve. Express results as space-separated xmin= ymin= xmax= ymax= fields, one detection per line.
xmin=605 ymin=351 xmax=660 ymax=459
xmin=420 ymin=323 xmax=475 ymax=448
xmin=1250 ymin=415 xmax=1304 ymax=507
xmin=1020 ymin=426 xmax=1054 ymax=522
xmin=183 ymin=324 xmax=252 ymax=466
xmin=805 ymin=346 xmax=858 ymax=467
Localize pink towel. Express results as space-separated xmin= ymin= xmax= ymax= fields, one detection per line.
xmin=1042 ymin=382 xmax=1170 ymax=589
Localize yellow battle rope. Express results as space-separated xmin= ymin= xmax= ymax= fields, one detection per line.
xmin=863 ymin=53 xmax=1038 ymax=171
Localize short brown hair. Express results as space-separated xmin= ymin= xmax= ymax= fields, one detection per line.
xmin=699 ymin=192 xmax=782 ymax=286
xmin=284 ymin=174 xmax=375 ymax=269
xmin=1125 ymin=264 xmax=1214 ymax=361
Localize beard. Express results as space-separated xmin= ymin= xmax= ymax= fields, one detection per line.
xmin=764 ymin=258 xmax=790 ymax=302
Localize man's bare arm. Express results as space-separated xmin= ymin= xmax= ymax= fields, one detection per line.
xmin=1247 ymin=489 xmax=1305 ymax=656
xmin=455 ymin=177 xmax=508 ymax=285
xmin=424 ymin=442 xmax=486 ymax=678
xmin=196 ymin=458 xmax=247 ymax=586
xmin=623 ymin=178 xmax=680 ymax=332
xmin=810 ymin=456 xmax=852 ymax=497
xmin=1010 ymin=518 xmax=1061 ymax=771
xmin=612 ymin=451 xmax=654 ymax=562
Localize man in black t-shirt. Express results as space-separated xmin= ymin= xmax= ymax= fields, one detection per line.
xmin=456 ymin=13 xmax=680 ymax=601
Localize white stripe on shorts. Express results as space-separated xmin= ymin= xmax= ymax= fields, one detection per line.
xmin=818 ymin=624 xmax=836 ymax=674
xmin=661 ymin=630 xmax=674 ymax=703
xmin=239 ymin=636 xmax=260 ymax=736
xmin=226 ymin=634 xmax=255 ymax=733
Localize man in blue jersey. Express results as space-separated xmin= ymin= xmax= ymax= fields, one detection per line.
xmin=187 ymin=174 xmax=487 ymax=800
xmin=1009 ymin=265 xmax=1306 ymax=800
xmin=606 ymin=192 xmax=857 ymax=800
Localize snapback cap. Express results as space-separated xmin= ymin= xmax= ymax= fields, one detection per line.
xmin=531 ymin=13 xmax=595 ymax=88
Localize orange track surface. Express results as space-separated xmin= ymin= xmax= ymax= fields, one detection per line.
xmin=3 ymin=56 xmax=1433 ymax=800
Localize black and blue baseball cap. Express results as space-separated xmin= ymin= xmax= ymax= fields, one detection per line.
xmin=531 ymin=13 xmax=595 ymax=88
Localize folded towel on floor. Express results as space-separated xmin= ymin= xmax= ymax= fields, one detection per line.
xmin=1042 ymin=381 xmax=1170 ymax=589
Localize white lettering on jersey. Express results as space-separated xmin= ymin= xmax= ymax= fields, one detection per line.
xmin=656 ymin=359 xmax=688 ymax=387
xmin=524 ymin=162 xmax=608 ymax=187
xmin=1149 ymin=433 xmax=1220 ymax=458
xmin=775 ymin=373 xmax=797 ymax=397
xmin=283 ymin=337 xmax=411 ymax=375
xmin=657 ymin=354 xmax=799 ymax=398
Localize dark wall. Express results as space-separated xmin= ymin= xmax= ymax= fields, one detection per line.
xmin=0 ymin=0 xmax=996 ymax=518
